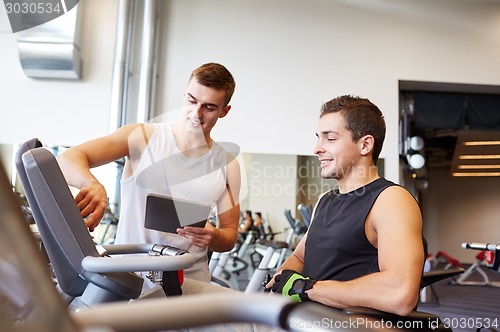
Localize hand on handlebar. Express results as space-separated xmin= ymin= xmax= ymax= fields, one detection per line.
xmin=269 ymin=269 xmax=316 ymax=303
xmin=75 ymin=181 xmax=108 ymax=232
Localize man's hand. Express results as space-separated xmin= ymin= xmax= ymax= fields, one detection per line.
xmin=177 ymin=221 xmax=217 ymax=249
xmin=75 ymin=181 xmax=108 ymax=232
xmin=270 ymin=269 xmax=316 ymax=303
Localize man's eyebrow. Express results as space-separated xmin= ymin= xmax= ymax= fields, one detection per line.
xmin=204 ymin=102 xmax=220 ymax=108
xmin=318 ymin=130 xmax=336 ymax=136
xmin=187 ymin=93 xmax=219 ymax=108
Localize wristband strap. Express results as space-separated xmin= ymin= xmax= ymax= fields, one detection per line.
xmin=282 ymin=273 xmax=306 ymax=302
xmin=292 ymin=278 xmax=309 ymax=302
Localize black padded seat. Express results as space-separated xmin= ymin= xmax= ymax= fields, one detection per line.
xmin=257 ymin=239 xmax=288 ymax=250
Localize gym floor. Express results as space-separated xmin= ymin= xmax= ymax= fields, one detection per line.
xmin=420 ymin=264 xmax=500 ymax=331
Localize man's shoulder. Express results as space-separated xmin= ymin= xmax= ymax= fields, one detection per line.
xmin=214 ymin=141 xmax=239 ymax=158
xmin=376 ymin=182 xmax=419 ymax=211
xmin=379 ymin=179 xmax=411 ymax=195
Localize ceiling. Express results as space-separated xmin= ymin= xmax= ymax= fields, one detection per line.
xmin=450 ymin=130 xmax=500 ymax=176
xmin=415 ymin=129 xmax=500 ymax=177
xmin=421 ymin=129 xmax=458 ymax=169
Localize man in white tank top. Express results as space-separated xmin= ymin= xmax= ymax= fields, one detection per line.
xmin=57 ymin=63 xmax=241 ymax=288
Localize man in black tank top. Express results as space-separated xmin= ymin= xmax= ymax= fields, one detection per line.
xmin=266 ymin=95 xmax=424 ymax=317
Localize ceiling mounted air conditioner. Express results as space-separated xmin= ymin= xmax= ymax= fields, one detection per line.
xmin=16 ymin=3 xmax=83 ymax=79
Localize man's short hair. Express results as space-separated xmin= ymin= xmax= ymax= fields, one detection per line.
xmin=320 ymin=95 xmax=386 ymax=165
xmin=190 ymin=63 xmax=236 ymax=106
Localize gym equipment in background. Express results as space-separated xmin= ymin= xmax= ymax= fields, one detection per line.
xmin=432 ymin=249 xmax=500 ymax=287
xmin=461 ymin=242 xmax=500 ymax=287
xmin=297 ymin=203 xmax=312 ymax=227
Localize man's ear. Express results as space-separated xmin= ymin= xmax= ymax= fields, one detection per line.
xmin=219 ymin=105 xmax=231 ymax=118
xmin=359 ymin=135 xmax=375 ymax=157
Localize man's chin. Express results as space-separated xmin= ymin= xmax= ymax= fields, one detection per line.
xmin=321 ymin=169 xmax=338 ymax=180
xmin=185 ymin=121 xmax=204 ymax=134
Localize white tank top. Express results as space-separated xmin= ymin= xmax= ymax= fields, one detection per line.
xmin=115 ymin=122 xmax=227 ymax=283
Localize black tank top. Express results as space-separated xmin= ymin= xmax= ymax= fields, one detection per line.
xmin=302 ymin=178 xmax=395 ymax=281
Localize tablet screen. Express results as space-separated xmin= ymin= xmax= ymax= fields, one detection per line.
xmin=144 ymin=194 xmax=211 ymax=233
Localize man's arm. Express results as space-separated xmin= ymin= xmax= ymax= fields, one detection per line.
xmin=57 ymin=124 xmax=145 ymax=231
xmin=177 ymin=155 xmax=241 ymax=252
xmin=265 ymin=233 xmax=308 ymax=292
xmin=209 ymin=155 xmax=241 ymax=251
xmin=306 ymin=186 xmax=424 ymax=316
xmin=277 ymin=234 xmax=307 ymax=272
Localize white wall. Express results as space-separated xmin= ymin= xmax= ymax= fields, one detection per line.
xmin=0 ymin=1 xmax=118 ymax=146
xmin=423 ymin=168 xmax=500 ymax=263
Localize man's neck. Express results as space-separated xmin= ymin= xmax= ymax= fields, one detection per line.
xmin=172 ymin=121 xmax=212 ymax=158
xmin=336 ymin=165 xmax=380 ymax=194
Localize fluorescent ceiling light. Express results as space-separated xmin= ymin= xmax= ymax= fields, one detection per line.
xmin=463 ymin=141 xmax=500 ymax=146
xmin=452 ymin=172 xmax=500 ymax=177
xmin=458 ymin=165 xmax=500 ymax=169
xmin=458 ymin=155 xmax=500 ymax=160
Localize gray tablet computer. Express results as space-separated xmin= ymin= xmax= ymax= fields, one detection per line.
xmin=145 ymin=194 xmax=211 ymax=233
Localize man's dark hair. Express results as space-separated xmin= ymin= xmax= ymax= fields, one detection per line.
xmin=190 ymin=63 xmax=236 ymax=106
xmin=320 ymin=95 xmax=386 ymax=165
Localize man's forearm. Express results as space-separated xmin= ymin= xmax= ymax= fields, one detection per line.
xmin=278 ymin=252 xmax=305 ymax=274
xmin=57 ymin=152 xmax=95 ymax=189
xmin=209 ymin=226 xmax=238 ymax=252
xmin=306 ymin=272 xmax=420 ymax=316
